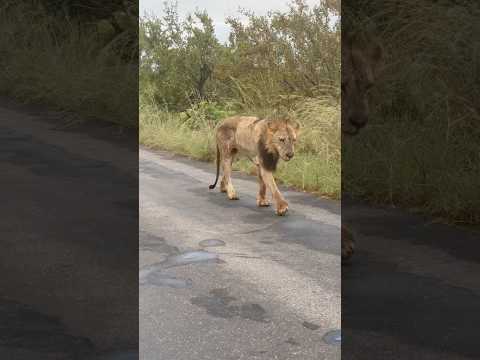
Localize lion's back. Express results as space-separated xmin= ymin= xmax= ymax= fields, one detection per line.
xmin=218 ymin=116 xmax=259 ymax=132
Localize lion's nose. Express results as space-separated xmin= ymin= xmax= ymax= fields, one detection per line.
xmin=286 ymin=152 xmax=294 ymax=159
xmin=350 ymin=115 xmax=368 ymax=129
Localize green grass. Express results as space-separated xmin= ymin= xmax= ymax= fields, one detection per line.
xmin=140 ymin=97 xmax=341 ymax=199
xmin=0 ymin=3 xmax=137 ymax=127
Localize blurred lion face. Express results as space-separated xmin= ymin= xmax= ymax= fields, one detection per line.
xmin=342 ymin=34 xmax=383 ymax=135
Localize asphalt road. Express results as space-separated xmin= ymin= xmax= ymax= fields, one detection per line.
xmin=1 ymin=99 xmax=138 ymax=359
xmin=140 ymin=147 xmax=480 ymax=360
xmin=139 ymin=148 xmax=342 ymax=360
xmin=343 ymin=200 xmax=480 ymax=359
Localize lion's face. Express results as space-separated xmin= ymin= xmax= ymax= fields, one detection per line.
xmin=342 ymin=34 xmax=383 ymax=135
xmin=267 ymin=120 xmax=300 ymax=161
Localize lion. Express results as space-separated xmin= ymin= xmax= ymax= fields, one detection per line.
xmin=209 ymin=116 xmax=300 ymax=216
xmin=341 ymin=32 xmax=383 ymax=261
xmin=342 ymin=32 xmax=383 ymax=135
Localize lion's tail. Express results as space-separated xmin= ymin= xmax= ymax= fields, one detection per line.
xmin=209 ymin=144 xmax=220 ymax=189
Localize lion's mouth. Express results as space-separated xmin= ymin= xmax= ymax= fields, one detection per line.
xmin=342 ymin=123 xmax=360 ymax=136
xmin=343 ymin=128 xmax=358 ymax=136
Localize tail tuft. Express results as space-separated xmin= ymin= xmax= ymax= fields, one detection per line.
xmin=209 ymin=143 xmax=221 ymax=190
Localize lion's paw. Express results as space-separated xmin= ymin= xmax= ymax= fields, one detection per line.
xmin=256 ymin=197 xmax=271 ymax=207
xmin=228 ymin=193 xmax=239 ymax=200
xmin=276 ymin=201 xmax=289 ymax=216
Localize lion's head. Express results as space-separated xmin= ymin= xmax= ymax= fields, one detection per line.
xmin=342 ymin=33 xmax=383 ymax=135
xmin=261 ymin=119 xmax=300 ymax=166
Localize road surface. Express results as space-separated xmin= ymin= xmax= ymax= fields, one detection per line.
xmin=139 ymin=148 xmax=342 ymax=360
xmin=140 ymin=147 xmax=480 ymax=360
xmin=1 ymin=98 xmax=138 ymax=359
xmin=342 ymin=200 xmax=480 ymax=359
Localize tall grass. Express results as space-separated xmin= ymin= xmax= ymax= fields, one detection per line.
xmin=140 ymin=95 xmax=341 ymax=198
xmin=0 ymin=2 xmax=137 ymax=127
xmin=343 ymin=0 xmax=480 ymax=224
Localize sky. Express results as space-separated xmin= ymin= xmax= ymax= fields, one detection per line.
xmin=140 ymin=0 xmax=322 ymax=43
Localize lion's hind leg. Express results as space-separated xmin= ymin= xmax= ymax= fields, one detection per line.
xmin=216 ymin=127 xmax=238 ymax=199
xmin=221 ymin=153 xmax=238 ymax=200
xmin=220 ymin=178 xmax=228 ymax=193
xmin=218 ymin=142 xmax=238 ymax=200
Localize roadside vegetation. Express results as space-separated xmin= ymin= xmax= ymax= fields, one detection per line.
xmin=140 ymin=0 xmax=341 ymax=198
xmin=0 ymin=1 xmax=138 ymax=127
xmin=343 ymin=0 xmax=480 ymax=224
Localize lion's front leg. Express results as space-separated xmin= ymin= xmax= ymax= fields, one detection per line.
xmin=261 ymin=169 xmax=288 ymax=215
xmin=341 ymin=225 xmax=355 ymax=261
xmin=256 ymin=164 xmax=270 ymax=207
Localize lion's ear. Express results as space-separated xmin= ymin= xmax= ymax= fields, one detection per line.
xmin=366 ymin=38 xmax=384 ymax=76
xmin=266 ymin=119 xmax=276 ymax=131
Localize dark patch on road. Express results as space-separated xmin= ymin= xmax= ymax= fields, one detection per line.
xmin=113 ymin=198 xmax=138 ymax=214
xmin=248 ymin=350 xmax=268 ymax=357
xmin=199 ymin=239 xmax=226 ymax=247
xmin=139 ymin=231 xmax=179 ymax=255
xmin=0 ymin=126 xmax=128 ymax=181
xmin=0 ymin=297 xmax=94 ymax=358
xmin=191 ymin=288 xmax=268 ymax=322
xmin=271 ymin=214 xmax=340 ymax=255
xmin=285 ymin=337 xmax=300 ymax=346
xmin=140 ymin=269 xmax=193 ymax=289
xmin=140 ymin=161 xmax=194 ymax=185
xmin=160 ymin=251 xmax=223 ymax=268
xmin=241 ymin=212 xmax=280 ymax=225
xmin=302 ymin=321 xmax=320 ymax=330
